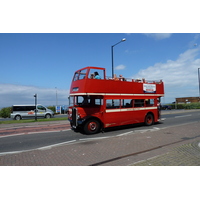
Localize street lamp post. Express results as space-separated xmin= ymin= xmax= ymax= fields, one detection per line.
xmin=111 ymin=38 xmax=126 ymax=78
xmin=198 ymin=68 xmax=200 ymax=101
xmin=34 ymin=94 xmax=37 ymax=121
xmin=55 ymin=87 xmax=58 ymax=107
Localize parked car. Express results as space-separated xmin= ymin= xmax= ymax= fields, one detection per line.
xmin=10 ymin=104 xmax=54 ymax=120
xmin=161 ymin=105 xmax=172 ymax=110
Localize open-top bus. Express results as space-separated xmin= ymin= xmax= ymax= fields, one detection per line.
xmin=68 ymin=66 xmax=164 ymax=134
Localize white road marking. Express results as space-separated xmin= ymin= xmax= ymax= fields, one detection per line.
xmin=174 ymin=114 xmax=192 ymax=118
xmin=152 ymin=127 xmax=160 ymax=130
xmin=37 ymin=140 xmax=76 ymax=150
xmin=117 ymin=131 xmax=133 ymax=136
xmin=79 ymin=136 xmax=112 ymax=141
xmin=0 ymin=150 xmax=29 ymax=156
xmin=0 ymin=133 xmax=26 ymax=138
xmin=0 ymin=140 xmax=77 ymax=156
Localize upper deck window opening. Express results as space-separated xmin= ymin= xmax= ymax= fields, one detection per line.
xmin=73 ymin=69 xmax=87 ymax=81
xmin=88 ymin=68 xmax=105 ymax=79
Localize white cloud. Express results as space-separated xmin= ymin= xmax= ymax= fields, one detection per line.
xmin=188 ymin=33 xmax=200 ymax=48
xmin=115 ymin=65 xmax=126 ymax=70
xmin=143 ymin=33 xmax=172 ymax=40
xmin=133 ymin=48 xmax=200 ymax=103
xmin=0 ymin=84 xmax=69 ymax=108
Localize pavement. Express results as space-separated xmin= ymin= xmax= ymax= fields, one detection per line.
xmin=132 ymin=140 xmax=200 ymax=166
xmin=0 ymin=118 xmax=200 ymax=166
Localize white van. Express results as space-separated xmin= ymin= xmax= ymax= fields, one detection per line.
xmin=10 ymin=104 xmax=54 ymax=120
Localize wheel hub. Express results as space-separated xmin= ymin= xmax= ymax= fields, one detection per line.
xmin=89 ymin=122 xmax=96 ymax=131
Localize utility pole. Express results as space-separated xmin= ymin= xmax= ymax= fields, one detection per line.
xmin=34 ymin=94 xmax=37 ymax=121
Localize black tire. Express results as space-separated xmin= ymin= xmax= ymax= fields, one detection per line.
xmin=144 ymin=113 xmax=154 ymax=126
xmin=45 ymin=114 xmax=51 ymax=119
xmin=15 ymin=115 xmax=21 ymax=120
xmin=83 ymin=119 xmax=100 ymax=134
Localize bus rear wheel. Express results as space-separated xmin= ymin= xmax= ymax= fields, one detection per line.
xmin=83 ymin=119 xmax=100 ymax=134
xmin=145 ymin=113 xmax=154 ymax=126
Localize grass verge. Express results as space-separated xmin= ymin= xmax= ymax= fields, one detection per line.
xmin=0 ymin=117 xmax=68 ymax=124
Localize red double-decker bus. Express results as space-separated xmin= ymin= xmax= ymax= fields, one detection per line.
xmin=68 ymin=66 xmax=164 ymax=134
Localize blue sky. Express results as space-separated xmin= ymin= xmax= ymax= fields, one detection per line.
xmin=1 ymin=1 xmax=200 ymax=107
xmin=1 ymin=33 xmax=200 ymax=107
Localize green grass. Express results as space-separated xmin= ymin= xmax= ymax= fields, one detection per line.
xmin=0 ymin=117 xmax=68 ymax=124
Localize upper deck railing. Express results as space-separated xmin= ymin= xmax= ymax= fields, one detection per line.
xmin=70 ymin=66 xmax=164 ymax=96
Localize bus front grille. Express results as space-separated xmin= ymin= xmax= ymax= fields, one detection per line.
xmin=72 ymin=107 xmax=77 ymax=127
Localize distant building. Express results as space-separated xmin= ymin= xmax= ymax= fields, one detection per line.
xmin=176 ymin=97 xmax=200 ymax=104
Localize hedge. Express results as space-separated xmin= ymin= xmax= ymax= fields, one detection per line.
xmin=0 ymin=107 xmax=11 ymax=118
xmin=169 ymin=102 xmax=200 ymax=109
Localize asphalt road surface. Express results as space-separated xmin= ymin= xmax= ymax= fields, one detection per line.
xmin=0 ymin=110 xmax=200 ymax=154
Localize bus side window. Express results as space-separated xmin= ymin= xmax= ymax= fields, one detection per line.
xmin=145 ymin=99 xmax=154 ymax=107
xmin=134 ymin=99 xmax=144 ymax=107
xmin=106 ymin=99 xmax=120 ymax=109
xmin=122 ymin=99 xmax=133 ymax=108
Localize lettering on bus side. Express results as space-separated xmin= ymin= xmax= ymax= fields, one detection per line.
xmin=143 ymin=84 xmax=156 ymax=93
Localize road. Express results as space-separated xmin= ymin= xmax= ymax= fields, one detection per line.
xmin=0 ymin=110 xmax=200 ymax=155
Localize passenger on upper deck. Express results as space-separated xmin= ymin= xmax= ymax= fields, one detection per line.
xmin=90 ymin=73 xmax=94 ymax=79
xmin=113 ymin=74 xmax=125 ymax=81
xmin=94 ymin=72 xmax=101 ymax=79
xmin=119 ymin=74 xmax=125 ymax=81
xmin=113 ymin=74 xmax=119 ymax=80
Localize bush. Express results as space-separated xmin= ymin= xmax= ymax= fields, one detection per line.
xmin=47 ymin=106 xmax=56 ymax=113
xmin=169 ymin=102 xmax=200 ymax=109
xmin=0 ymin=107 xmax=11 ymax=118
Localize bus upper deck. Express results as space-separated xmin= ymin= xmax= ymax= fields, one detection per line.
xmin=70 ymin=66 xmax=164 ymax=97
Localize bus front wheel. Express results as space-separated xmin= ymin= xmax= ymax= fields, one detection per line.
xmin=145 ymin=113 xmax=154 ymax=126
xmin=83 ymin=119 xmax=100 ymax=134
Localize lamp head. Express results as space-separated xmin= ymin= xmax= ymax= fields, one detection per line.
xmin=121 ymin=38 xmax=126 ymax=42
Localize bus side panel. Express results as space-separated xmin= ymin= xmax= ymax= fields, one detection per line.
xmin=103 ymin=110 xmax=123 ymax=128
xmin=137 ymin=109 xmax=158 ymax=123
